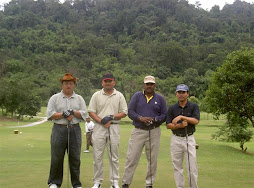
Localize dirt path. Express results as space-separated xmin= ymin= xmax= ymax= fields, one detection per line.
xmin=8 ymin=117 xmax=48 ymax=128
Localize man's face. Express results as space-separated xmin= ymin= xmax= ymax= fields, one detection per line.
xmin=144 ymin=83 xmax=156 ymax=94
xmin=62 ymin=81 xmax=75 ymax=95
xmin=176 ymin=91 xmax=189 ymax=102
xmin=102 ymin=79 xmax=115 ymax=91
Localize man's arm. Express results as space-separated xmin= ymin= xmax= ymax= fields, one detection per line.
xmin=166 ymin=120 xmax=188 ymax=130
xmin=172 ymin=115 xmax=199 ymax=125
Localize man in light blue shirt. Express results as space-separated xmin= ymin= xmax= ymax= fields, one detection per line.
xmin=47 ymin=73 xmax=86 ymax=188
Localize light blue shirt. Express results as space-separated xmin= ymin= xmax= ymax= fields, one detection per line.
xmin=47 ymin=91 xmax=86 ymax=124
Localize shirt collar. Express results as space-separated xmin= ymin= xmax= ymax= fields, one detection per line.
xmin=60 ymin=90 xmax=76 ymax=98
xmin=102 ymin=88 xmax=116 ymax=96
xmin=177 ymin=100 xmax=189 ymax=108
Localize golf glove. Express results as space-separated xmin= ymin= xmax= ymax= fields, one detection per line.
xmin=68 ymin=109 xmax=74 ymax=115
xmin=101 ymin=115 xmax=114 ymax=124
xmin=62 ymin=110 xmax=70 ymax=118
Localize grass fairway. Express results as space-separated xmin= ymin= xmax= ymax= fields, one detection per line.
xmin=0 ymin=117 xmax=254 ymax=188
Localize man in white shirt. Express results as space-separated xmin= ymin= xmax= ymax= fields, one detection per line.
xmin=84 ymin=116 xmax=94 ymax=153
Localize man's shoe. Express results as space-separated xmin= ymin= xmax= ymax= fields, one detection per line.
xmin=84 ymin=150 xmax=89 ymax=153
xmin=110 ymin=183 xmax=120 ymax=188
xmin=92 ymin=183 xmax=101 ymax=188
xmin=146 ymin=186 xmax=152 ymax=188
xmin=49 ymin=184 xmax=57 ymax=188
xmin=122 ymin=184 xmax=129 ymax=188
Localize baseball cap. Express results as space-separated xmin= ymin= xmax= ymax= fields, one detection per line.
xmin=102 ymin=73 xmax=115 ymax=81
xmin=176 ymin=84 xmax=189 ymax=92
xmin=144 ymin=76 xmax=156 ymax=84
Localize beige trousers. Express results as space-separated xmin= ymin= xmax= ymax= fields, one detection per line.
xmin=122 ymin=127 xmax=161 ymax=186
xmin=171 ymin=134 xmax=199 ymax=188
xmin=92 ymin=123 xmax=120 ymax=185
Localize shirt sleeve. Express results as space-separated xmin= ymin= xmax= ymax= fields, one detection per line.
xmin=46 ymin=95 xmax=57 ymax=120
xmin=88 ymin=93 xmax=97 ymax=113
xmin=192 ymin=103 xmax=200 ymax=121
xmin=85 ymin=123 xmax=89 ymax=132
xmin=166 ymin=106 xmax=174 ymax=124
xmin=119 ymin=93 xmax=128 ymax=115
xmin=154 ymin=95 xmax=167 ymax=124
xmin=128 ymin=92 xmax=140 ymax=121
xmin=76 ymin=95 xmax=86 ymax=121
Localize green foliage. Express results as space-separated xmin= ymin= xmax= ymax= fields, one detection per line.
xmin=212 ymin=113 xmax=253 ymax=151
xmin=1 ymin=0 xmax=254 ymax=113
xmin=206 ymin=48 xmax=254 ymax=150
xmin=0 ymin=77 xmax=41 ymax=118
xmin=205 ymin=48 xmax=254 ymax=125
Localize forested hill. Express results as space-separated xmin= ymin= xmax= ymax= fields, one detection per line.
xmin=0 ymin=0 xmax=254 ymax=108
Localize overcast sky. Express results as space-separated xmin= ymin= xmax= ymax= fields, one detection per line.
xmin=0 ymin=0 xmax=254 ymax=10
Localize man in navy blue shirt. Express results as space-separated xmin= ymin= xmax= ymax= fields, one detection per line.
xmin=166 ymin=84 xmax=200 ymax=188
xmin=122 ymin=76 xmax=167 ymax=188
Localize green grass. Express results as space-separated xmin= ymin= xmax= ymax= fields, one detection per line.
xmin=0 ymin=117 xmax=254 ymax=188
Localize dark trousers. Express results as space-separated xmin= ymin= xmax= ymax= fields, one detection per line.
xmin=48 ymin=124 xmax=82 ymax=188
xmin=86 ymin=132 xmax=93 ymax=150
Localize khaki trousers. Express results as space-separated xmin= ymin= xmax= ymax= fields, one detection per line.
xmin=122 ymin=127 xmax=161 ymax=186
xmin=171 ymin=134 xmax=198 ymax=188
xmin=92 ymin=123 xmax=120 ymax=185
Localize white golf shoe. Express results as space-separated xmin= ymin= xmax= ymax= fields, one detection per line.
xmin=84 ymin=150 xmax=89 ymax=153
xmin=91 ymin=183 xmax=101 ymax=188
xmin=49 ymin=184 xmax=57 ymax=188
xmin=110 ymin=183 xmax=120 ymax=188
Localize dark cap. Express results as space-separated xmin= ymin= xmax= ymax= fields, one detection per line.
xmin=176 ymin=84 xmax=189 ymax=92
xmin=102 ymin=73 xmax=115 ymax=81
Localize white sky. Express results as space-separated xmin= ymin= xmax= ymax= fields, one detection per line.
xmin=0 ymin=0 xmax=253 ymax=10
xmin=188 ymin=0 xmax=254 ymax=10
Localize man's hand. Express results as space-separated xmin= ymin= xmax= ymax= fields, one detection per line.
xmin=101 ymin=115 xmax=114 ymax=125
xmin=172 ymin=115 xmax=183 ymax=124
xmin=68 ymin=109 xmax=74 ymax=115
xmin=139 ymin=116 xmax=154 ymax=125
xmin=62 ymin=110 xmax=71 ymax=118
xmin=181 ymin=120 xmax=188 ymax=128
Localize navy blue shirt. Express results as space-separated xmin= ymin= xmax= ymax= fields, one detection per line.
xmin=128 ymin=91 xmax=167 ymax=129
xmin=166 ymin=101 xmax=200 ymax=135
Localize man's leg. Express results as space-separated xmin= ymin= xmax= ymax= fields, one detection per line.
xmin=48 ymin=125 xmax=67 ymax=187
xmin=92 ymin=131 xmax=107 ymax=184
xmin=122 ymin=128 xmax=146 ymax=185
xmin=145 ymin=127 xmax=161 ymax=186
xmin=86 ymin=132 xmax=92 ymax=150
xmin=107 ymin=124 xmax=120 ymax=185
xmin=171 ymin=135 xmax=185 ymax=188
xmin=184 ymin=135 xmax=199 ymax=188
xmin=69 ymin=125 xmax=82 ymax=188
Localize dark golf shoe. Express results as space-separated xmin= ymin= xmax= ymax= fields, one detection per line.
xmin=122 ymin=184 xmax=129 ymax=188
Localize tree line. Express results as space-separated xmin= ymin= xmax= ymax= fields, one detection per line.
xmin=0 ymin=0 xmax=253 ymax=121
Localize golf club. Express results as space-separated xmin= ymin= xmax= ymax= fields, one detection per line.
xmin=108 ymin=127 xmax=115 ymax=188
xmin=148 ymin=123 xmax=153 ymax=187
xmin=67 ymin=121 xmax=70 ymax=188
xmin=185 ymin=126 xmax=192 ymax=188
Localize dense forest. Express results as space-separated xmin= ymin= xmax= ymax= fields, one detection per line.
xmin=0 ymin=0 xmax=254 ymax=116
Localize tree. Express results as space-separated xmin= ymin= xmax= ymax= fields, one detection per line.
xmin=205 ymin=48 xmax=254 ymax=151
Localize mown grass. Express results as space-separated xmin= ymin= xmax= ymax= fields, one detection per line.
xmin=0 ymin=114 xmax=253 ymax=188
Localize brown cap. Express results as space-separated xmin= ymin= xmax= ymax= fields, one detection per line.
xmin=59 ymin=73 xmax=77 ymax=84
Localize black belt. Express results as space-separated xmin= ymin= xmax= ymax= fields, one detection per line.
xmin=54 ymin=123 xmax=79 ymax=128
xmin=174 ymin=132 xmax=193 ymax=137
xmin=136 ymin=124 xmax=160 ymax=131
xmin=111 ymin=122 xmax=119 ymax=124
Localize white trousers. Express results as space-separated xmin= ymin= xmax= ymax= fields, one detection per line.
xmin=122 ymin=127 xmax=161 ymax=186
xmin=171 ymin=134 xmax=199 ymax=188
xmin=92 ymin=123 xmax=120 ymax=185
